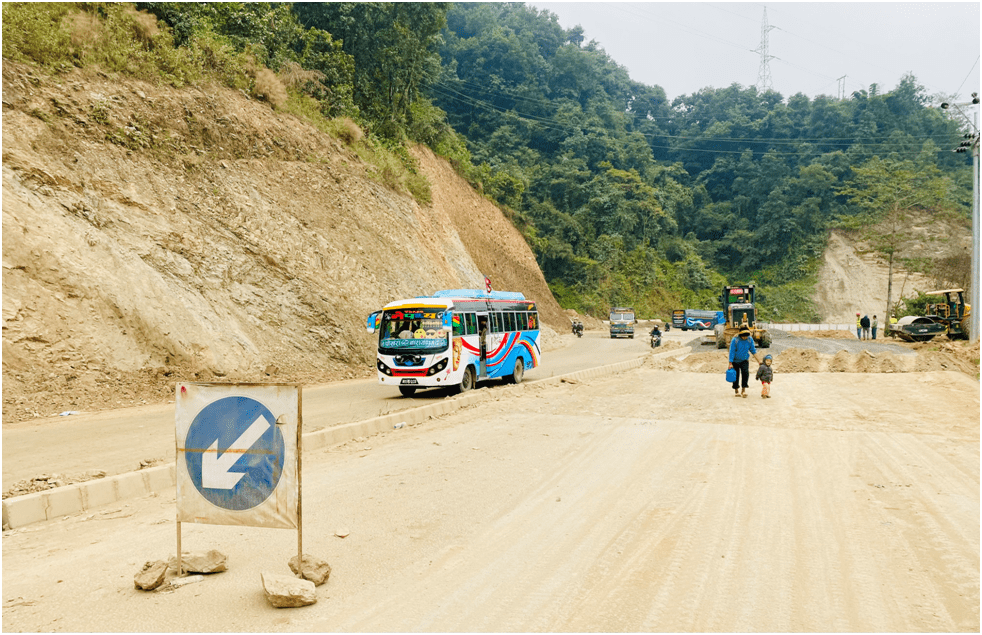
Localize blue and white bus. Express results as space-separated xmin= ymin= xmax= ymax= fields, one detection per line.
xmin=366 ymin=289 xmax=541 ymax=397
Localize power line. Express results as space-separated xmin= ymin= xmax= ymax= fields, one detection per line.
xmin=433 ymin=80 xmax=961 ymax=144
xmin=605 ymin=3 xmax=757 ymax=56
xmin=429 ymin=83 xmax=964 ymax=156
xmin=954 ymin=56 xmax=981 ymax=99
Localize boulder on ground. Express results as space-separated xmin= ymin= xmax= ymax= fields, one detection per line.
xmin=288 ymin=554 xmax=331 ymax=586
xmin=261 ymin=572 xmax=317 ymax=608
xmin=168 ymin=550 xmax=227 ymax=574
xmin=134 ymin=560 xmax=168 ymax=591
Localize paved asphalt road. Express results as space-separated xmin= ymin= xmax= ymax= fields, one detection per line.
xmin=1 ymin=328 xmax=658 ymax=489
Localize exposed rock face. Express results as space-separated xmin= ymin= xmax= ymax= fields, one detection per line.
xmin=261 ymin=571 xmax=317 ymax=608
xmin=168 ymin=550 xmax=227 ymax=574
xmin=133 ymin=560 xmax=168 ymax=591
xmin=814 ymin=226 xmax=972 ymax=324
xmin=288 ymin=554 xmax=331 ymax=586
xmin=1 ymin=60 xmax=565 ymax=423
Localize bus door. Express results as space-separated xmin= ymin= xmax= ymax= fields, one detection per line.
xmin=476 ymin=312 xmax=490 ymax=378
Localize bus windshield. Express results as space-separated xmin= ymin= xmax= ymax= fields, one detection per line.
xmin=379 ymin=308 xmax=450 ymax=354
xmin=610 ymin=312 xmax=634 ymax=322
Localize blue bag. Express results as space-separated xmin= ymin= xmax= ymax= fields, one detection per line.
xmin=725 ymin=367 xmax=737 ymax=383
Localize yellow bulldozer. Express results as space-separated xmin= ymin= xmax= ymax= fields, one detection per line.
xmin=714 ymin=284 xmax=772 ymax=349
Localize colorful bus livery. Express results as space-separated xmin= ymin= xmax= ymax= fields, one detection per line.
xmin=367 ymin=289 xmax=541 ymax=396
xmin=675 ymin=309 xmax=725 ymax=331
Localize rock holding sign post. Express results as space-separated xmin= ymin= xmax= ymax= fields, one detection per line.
xmin=261 ymin=572 xmax=317 ymax=608
xmin=288 ymin=554 xmax=331 ymax=586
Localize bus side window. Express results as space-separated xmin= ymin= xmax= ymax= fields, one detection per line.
xmin=465 ymin=313 xmax=478 ymax=335
xmin=492 ymin=312 xmax=502 ymax=333
xmin=503 ymin=312 xmax=513 ymax=332
xmin=518 ymin=312 xmax=529 ymax=330
xmin=452 ymin=314 xmax=464 ymax=337
xmin=528 ymin=312 xmax=538 ymax=330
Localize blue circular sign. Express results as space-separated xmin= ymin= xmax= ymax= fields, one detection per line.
xmin=185 ymin=396 xmax=285 ymax=511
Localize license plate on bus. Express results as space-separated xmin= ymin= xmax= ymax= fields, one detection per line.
xmin=400 ymin=379 xmax=418 ymax=385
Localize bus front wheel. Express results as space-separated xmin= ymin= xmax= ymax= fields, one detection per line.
xmin=458 ymin=366 xmax=475 ymax=393
xmin=511 ymin=358 xmax=525 ymax=384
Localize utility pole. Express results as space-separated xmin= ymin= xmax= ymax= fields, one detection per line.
xmin=837 ymin=75 xmax=847 ymax=101
xmin=754 ymin=7 xmax=776 ymax=93
xmin=942 ymin=93 xmax=981 ymax=342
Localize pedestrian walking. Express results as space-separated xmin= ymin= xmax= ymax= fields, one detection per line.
xmin=728 ymin=326 xmax=760 ymax=398
xmin=856 ymin=312 xmax=862 ymax=340
xmin=871 ymin=315 xmax=878 ymax=340
xmin=756 ymin=354 xmax=774 ymax=398
xmin=860 ymin=314 xmax=871 ymax=340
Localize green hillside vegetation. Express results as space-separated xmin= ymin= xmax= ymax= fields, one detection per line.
xmin=3 ymin=2 xmax=973 ymax=322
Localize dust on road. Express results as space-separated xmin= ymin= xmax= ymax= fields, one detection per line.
xmin=2 ymin=362 xmax=977 ymax=632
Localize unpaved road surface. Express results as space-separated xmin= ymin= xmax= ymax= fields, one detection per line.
xmin=2 ymin=330 xmax=650 ymax=491
xmin=2 ymin=365 xmax=978 ymax=632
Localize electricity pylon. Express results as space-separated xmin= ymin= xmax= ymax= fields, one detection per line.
xmin=755 ymin=7 xmax=776 ymax=92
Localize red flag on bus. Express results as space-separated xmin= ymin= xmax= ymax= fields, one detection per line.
xmin=485 ymin=276 xmax=492 ymax=293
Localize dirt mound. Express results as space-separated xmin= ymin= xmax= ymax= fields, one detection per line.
xmin=564 ymin=308 xmax=606 ymax=331
xmin=1 ymin=61 xmax=564 ymax=422
xmin=773 ymin=347 xmax=823 ymax=373
xmin=644 ymin=344 xmax=977 ymax=378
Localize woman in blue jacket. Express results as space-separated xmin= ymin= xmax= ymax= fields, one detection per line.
xmin=728 ymin=326 xmax=761 ymax=398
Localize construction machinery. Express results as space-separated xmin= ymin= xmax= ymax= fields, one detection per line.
xmin=925 ymin=288 xmax=971 ymax=340
xmin=714 ymin=284 xmax=772 ymax=349
xmin=885 ymin=316 xmax=947 ymax=342
xmin=886 ymin=288 xmax=972 ymax=342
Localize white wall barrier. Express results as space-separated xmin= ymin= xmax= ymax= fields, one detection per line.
xmin=758 ymin=323 xmax=853 ymax=332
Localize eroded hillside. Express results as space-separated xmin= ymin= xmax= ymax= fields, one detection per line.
xmin=1 ymin=62 xmax=564 ymax=422
xmin=813 ymin=219 xmax=972 ymax=324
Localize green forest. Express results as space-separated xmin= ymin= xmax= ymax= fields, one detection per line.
xmin=3 ymin=2 xmax=974 ymax=321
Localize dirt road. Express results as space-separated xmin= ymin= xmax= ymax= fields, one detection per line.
xmin=2 ymin=365 xmax=977 ymax=632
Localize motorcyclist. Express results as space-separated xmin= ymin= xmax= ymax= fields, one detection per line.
xmin=649 ymin=322 xmax=662 ymax=347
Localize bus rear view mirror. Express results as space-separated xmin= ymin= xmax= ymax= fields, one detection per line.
xmin=366 ymin=311 xmax=381 ymax=334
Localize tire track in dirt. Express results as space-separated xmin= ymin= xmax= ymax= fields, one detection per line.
xmin=859 ymin=432 xmax=980 ymax=630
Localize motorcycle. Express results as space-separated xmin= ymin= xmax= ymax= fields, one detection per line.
xmin=650 ymin=330 xmax=662 ymax=348
xmin=572 ymin=321 xmax=584 ymax=338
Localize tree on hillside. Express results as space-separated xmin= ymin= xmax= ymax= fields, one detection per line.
xmin=836 ymin=156 xmax=952 ymax=321
xmin=294 ymin=3 xmax=450 ymax=139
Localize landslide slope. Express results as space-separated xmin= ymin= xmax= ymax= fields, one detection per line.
xmin=813 ymin=221 xmax=972 ymax=324
xmin=1 ymin=62 xmax=564 ymax=422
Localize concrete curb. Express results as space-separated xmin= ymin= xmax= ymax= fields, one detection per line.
xmin=2 ymin=352 xmax=681 ymax=530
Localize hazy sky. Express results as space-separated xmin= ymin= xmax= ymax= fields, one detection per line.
xmin=526 ymin=2 xmax=980 ymax=104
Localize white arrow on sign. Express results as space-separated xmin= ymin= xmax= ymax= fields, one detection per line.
xmin=202 ymin=415 xmax=271 ymax=489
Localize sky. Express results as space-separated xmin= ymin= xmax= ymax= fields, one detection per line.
xmin=526 ymin=2 xmax=981 ymax=105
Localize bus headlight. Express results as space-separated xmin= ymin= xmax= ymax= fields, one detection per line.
xmin=426 ymin=358 xmax=448 ymax=376
xmin=376 ymin=359 xmax=393 ymax=376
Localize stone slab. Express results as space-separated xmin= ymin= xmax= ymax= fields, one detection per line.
xmin=43 ymin=486 xmax=83 ymax=519
xmin=80 ymin=477 xmax=117 ymax=509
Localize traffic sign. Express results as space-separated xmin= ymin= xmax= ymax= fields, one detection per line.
xmin=185 ymin=396 xmax=284 ymax=511
xmin=177 ymin=383 xmax=299 ymax=529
